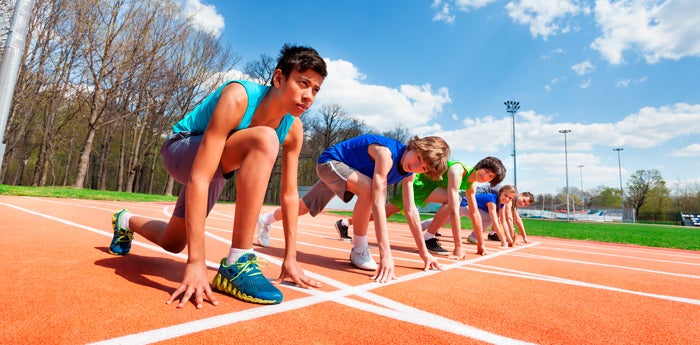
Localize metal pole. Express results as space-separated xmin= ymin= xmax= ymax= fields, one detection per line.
xmin=559 ymin=130 xmax=571 ymax=221
xmin=578 ymin=164 xmax=585 ymax=221
xmin=504 ymin=101 xmax=520 ymax=188
xmin=614 ymin=147 xmax=624 ymax=222
xmin=0 ymin=0 xmax=36 ymax=170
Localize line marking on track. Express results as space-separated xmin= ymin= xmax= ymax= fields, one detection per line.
xmin=460 ymin=264 xmax=700 ymax=306
xmin=532 ymin=246 xmax=700 ymax=266
xmin=510 ymin=252 xmax=700 ymax=279
xmin=3 ymin=199 xmax=537 ymax=345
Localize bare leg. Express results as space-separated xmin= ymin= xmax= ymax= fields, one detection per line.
xmin=129 ymin=215 xmax=187 ymax=253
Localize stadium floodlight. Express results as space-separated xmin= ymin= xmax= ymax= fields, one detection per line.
xmin=504 ymin=101 xmax=520 ymax=187
xmin=613 ymin=147 xmax=624 ymax=221
xmin=559 ymin=129 xmax=571 ymax=221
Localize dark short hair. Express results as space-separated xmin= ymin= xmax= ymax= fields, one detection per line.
xmin=276 ymin=44 xmax=327 ymax=79
xmin=474 ymin=156 xmax=506 ymax=187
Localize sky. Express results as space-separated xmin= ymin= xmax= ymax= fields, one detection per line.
xmin=182 ymin=0 xmax=700 ymax=196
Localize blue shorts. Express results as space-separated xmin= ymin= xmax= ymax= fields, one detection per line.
xmin=161 ymin=132 xmax=227 ymax=218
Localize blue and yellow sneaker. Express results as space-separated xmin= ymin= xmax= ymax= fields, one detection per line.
xmin=108 ymin=209 xmax=133 ymax=255
xmin=211 ymin=254 xmax=283 ymax=304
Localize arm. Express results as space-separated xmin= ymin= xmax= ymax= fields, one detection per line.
xmin=168 ymin=83 xmax=247 ymax=308
xmin=278 ymin=119 xmax=320 ymax=288
xmin=496 ymin=203 xmax=514 ymax=246
xmin=446 ymin=165 xmax=466 ymax=259
xmin=489 ymin=203 xmax=507 ymax=248
xmin=465 ymin=185 xmax=487 ymax=255
xmin=513 ymin=208 xmax=529 ymax=243
xmin=367 ymin=144 xmax=396 ymax=283
xmin=402 ymin=175 xmax=442 ymax=271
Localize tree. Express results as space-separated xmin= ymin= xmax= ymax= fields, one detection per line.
xmin=626 ymin=169 xmax=668 ymax=218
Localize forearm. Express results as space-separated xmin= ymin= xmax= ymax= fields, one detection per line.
xmin=405 ymin=206 xmax=429 ymax=256
xmin=184 ymin=180 xmax=208 ymax=263
xmin=280 ymin=190 xmax=300 ymax=259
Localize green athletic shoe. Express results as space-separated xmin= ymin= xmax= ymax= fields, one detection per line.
xmin=108 ymin=209 xmax=133 ymax=255
xmin=212 ymin=254 xmax=283 ymax=304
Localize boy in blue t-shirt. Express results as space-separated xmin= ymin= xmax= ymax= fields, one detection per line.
xmin=257 ymin=134 xmax=450 ymax=283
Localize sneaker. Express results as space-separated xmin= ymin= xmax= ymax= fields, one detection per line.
xmin=211 ymin=254 xmax=283 ymax=305
xmin=257 ymin=217 xmax=271 ymax=248
xmin=488 ymin=232 xmax=500 ymax=241
xmin=108 ymin=209 xmax=133 ymax=255
xmin=334 ymin=219 xmax=352 ymax=241
xmin=349 ymin=245 xmax=377 ymax=271
xmin=435 ymin=232 xmax=442 ymax=237
xmin=425 ymin=238 xmax=449 ymax=256
xmin=467 ymin=232 xmax=477 ymax=244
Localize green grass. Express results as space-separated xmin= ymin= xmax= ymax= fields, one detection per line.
xmin=0 ymin=185 xmax=177 ymax=202
xmin=2 ymin=185 xmax=698 ymax=251
xmin=327 ymin=211 xmax=700 ymax=251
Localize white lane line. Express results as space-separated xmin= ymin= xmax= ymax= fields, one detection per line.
xmin=3 ymin=200 xmax=535 ymax=345
xmin=460 ymin=264 xmax=700 ymax=306
xmin=510 ymin=252 xmax=700 ymax=279
xmin=530 ymin=246 xmax=700 ymax=266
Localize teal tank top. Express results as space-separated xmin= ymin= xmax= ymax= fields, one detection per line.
xmin=172 ymin=80 xmax=294 ymax=144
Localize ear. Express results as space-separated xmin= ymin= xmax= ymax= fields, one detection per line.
xmin=272 ymin=69 xmax=283 ymax=87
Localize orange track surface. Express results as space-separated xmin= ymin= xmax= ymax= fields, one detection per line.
xmin=1 ymin=195 xmax=698 ymax=344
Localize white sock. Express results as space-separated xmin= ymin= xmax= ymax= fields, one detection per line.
xmin=423 ymin=231 xmax=435 ymax=241
xmin=120 ymin=211 xmax=132 ymax=230
xmin=260 ymin=211 xmax=276 ymax=224
xmin=226 ymin=247 xmax=254 ymax=264
xmin=353 ymin=235 xmax=368 ymax=249
xmin=341 ymin=218 xmax=349 ymax=227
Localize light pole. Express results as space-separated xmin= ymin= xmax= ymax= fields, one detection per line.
xmin=559 ymin=130 xmax=571 ymax=221
xmin=505 ymin=101 xmax=520 ymax=188
xmin=613 ymin=147 xmax=624 ymax=221
xmin=577 ymin=164 xmax=584 ymax=220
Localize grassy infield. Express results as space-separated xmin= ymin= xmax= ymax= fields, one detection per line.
xmin=1 ymin=185 xmax=698 ymax=251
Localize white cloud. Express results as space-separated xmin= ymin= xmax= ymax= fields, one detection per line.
xmin=571 ymin=60 xmax=594 ymax=75
xmin=672 ymin=143 xmax=700 ymax=157
xmin=316 ymin=59 xmax=452 ymax=131
xmin=183 ymin=0 xmax=225 ymax=38
xmin=505 ymin=0 xmax=585 ymax=40
xmin=580 ymin=79 xmax=592 ymax=88
xmin=591 ymin=0 xmax=700 ymax=64
xmin=432 ymin=0 xmax=456 ymax=23
xmin=455 ymin=0 xmax=499 ymax=10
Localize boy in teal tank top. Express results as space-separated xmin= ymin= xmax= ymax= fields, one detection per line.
xmin=107 ymin=44 xmax=327 ymax=307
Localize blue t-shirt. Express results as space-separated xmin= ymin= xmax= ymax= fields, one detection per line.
xmin=318 ymin=134 xmax=410 ymax=185
xmin=461 ymin=193 xmax=500 ymax=212
xmin=172 ymin=80 xmax=295 ymax=144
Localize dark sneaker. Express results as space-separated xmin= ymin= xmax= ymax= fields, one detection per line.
xmin=488 ymin=232 xmax=500 ymax=241
xmin=212 ymin=254 xmax=283 ymax=305
xmin=435 ymin=232 xmax=442 ymax=237
xmin=425 ymin=238 xmax=449 ymax=256
xmin=334 ymin=219 xmax=352 ymax=241
xmin=108 ymin=209 xmax=133 ymax=255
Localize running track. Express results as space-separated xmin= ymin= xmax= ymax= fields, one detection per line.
xmin=1 ymin=195 xmax=698 ymax=344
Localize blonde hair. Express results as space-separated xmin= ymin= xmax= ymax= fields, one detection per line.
xmin=406 ymin=136 xmax=450 ymax=180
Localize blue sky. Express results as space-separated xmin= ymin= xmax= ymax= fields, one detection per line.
xmin=184 ymin=0 xmax=700 ymax=196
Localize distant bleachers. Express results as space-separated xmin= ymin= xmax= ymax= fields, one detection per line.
xmin=680 ymin=214 xmax=700 ymax=227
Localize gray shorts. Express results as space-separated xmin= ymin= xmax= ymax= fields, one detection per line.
xmin=161 ymin=132 xmax=227 ymax=218
xmin=302 ymin=160 xmax=355 ymax=217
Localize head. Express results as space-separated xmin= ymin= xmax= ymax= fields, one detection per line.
xmin=274 ymin=44 xmax=328 ymax=80
xmin=516 ymin=191 xmax=535 ymax=208
xmin=498 ymin=185 xmax=517 ymax=205
xmin=405 ymin=136 xmax=450 ymax=180
xmin=271 ymin=44 xmax=328 ymax=116
xmin=473 ymin=156 xmax=506 ymax=187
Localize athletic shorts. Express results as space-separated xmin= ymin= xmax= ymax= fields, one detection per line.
xmin=161 ymin=132 xmax=227 ymax=218
xmin=388 ymin=179 xmax=437 ymax=211
xmin=302 ymin=160 xmax=355 ymax=217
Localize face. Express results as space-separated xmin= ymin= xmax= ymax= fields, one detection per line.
xmin=274 ymin=68 xmax=324 ymax=116
xmin=516 ymin=194 xmax=532 ymax=207
xmin=473 ymin=168 xmax=496 ymax=183
xmin=499 ymin=192 xmax=516 ymax=205
xmin=401 ymin=150 xmax=429 ymax=174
